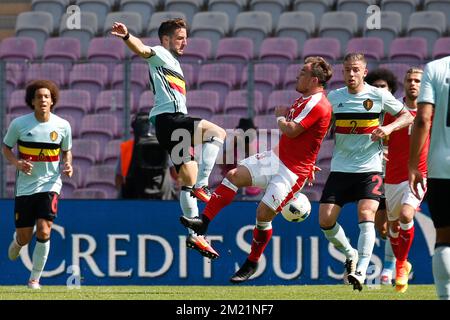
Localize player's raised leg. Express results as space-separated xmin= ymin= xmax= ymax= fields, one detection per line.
xmin=191 ymin=120 xmax=226 ymax=203
xmin=180 ymin=165 xmax=252 ymax=235
xmin=179 ymin=161 xmax=219 ymax=259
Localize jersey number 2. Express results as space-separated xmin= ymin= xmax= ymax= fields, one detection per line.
xmin=371 ymin=175 xmax=383 ymax=196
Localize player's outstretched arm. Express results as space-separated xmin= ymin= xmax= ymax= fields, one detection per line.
xmin=371 ymin=108 xmax=413 ymax=141
xmin=111 ymin=22 xmax=154 ymax=59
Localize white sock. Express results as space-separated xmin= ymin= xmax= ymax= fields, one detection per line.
xmin=383 ymin=238 xmax=396 ymax=272
xmin=195 ymin=137 xmax=223 ymax=187
xmin=30 ymin=238 xmax=50 ymax=282
xmin=322 ymin=223 xmax=356 ymax=259
xmin=356 ymin=222 xmax=376 ymax=275
xmin=180 ymin=186 xmax=198 ymax=235
xmin=433 ymin=245 xmax=450 ymax=300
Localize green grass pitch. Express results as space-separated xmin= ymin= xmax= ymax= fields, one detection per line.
xmin=0 ymin=285 xmax=436 ymax=300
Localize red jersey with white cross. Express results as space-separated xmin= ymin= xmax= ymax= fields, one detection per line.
xmin=275 ymin=91 xmax=332 ymax=178
xmin=384 ymin=105 xmax=429 ymax=184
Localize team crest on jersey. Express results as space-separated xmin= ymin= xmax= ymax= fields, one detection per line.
xmin=50 ymin=131 xmax=58 ymax=141
xmin=363 ymin=99 xmax=373 ymax=111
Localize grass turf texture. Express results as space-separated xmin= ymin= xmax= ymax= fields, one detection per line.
xmin=0 ymin=285 xmax=436 ymax=300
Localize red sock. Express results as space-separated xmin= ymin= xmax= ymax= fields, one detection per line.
xmin=203 ymin=182 xmax=237 ymax=221
xmin=248 ymin=227 xmax=273 ymax=263
xmin=397 ymin=225 xmax=415 ymax=262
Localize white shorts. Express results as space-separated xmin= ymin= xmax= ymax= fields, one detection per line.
xmin=239 ymin=150 xmax=307 ymax=212
xmin=385 ymin=180 xmax=426 ymax=221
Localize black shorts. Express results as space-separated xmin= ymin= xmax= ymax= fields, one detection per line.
xmin=427 ymin=178 xmax=450 ymax=228
xmin=320 ymin=172 xmax=384 ymax=207
xmin=14 ymin=192 xmax=59 ymax=228
xmin=155 ymin=113 xmax=201 ymax=173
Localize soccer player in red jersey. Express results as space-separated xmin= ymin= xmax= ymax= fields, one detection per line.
xmin=180 ymin=57 xmax=333 ymax=283
xmin=384 ymin=67 xmax=429 ymax=293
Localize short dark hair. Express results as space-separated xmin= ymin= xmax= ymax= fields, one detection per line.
xmin=25 ymin=79 xmax=59 ymax=111
xmin=304 ymin=56 xmax=333 ymax=86
xmin=365 ymin=68 xmax=398 ymax=94
xmin=158 ymin=18 xmax=187 ymax=42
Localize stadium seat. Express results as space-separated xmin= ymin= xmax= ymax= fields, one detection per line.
xmin=147 ymin=12 xmax=187 ymax=38
xmin=85 ymin=165 xmax=118 ymax=198
xmin=363 ymin=11 xmax=402 ymax=57
xmin=241 ymin=63 xmax=280 ymax=109
xmin=328 ymin=64 xmax=345 ymax=90
xmin=379 ymin=63 xmax=412 ymax=97
xmin=111 ymin=63 xmax=149 ymax=108
xmin=186 ymin=90 xmax=219 ymax=119
xmin=346 ymin=37 xmax=384 ymax=70
xmin=249 ymin=0 xmax=290 ymax=27
xmin=61 ymin=165 xmax=82 ymax=198
xmin=69 ymin=63 xmax=108 ymax=109
xmin=0 ymin=37 xmax=36 ymax=62
xmin=254 ymin=114 xmax=278 ymax=130
xmin=179 ymin=37 xmax=212 ymax=65
xmin=8 ymin=90 xmax=27 ymax=115
xmin=138 ymin=90 xmax=155 ymax=114
xmin=87 ymin=37 xmax=126 ymax=82
xmin=208 ymin=0 xmax=245 ymax=27
xmin=337 ymin=0 xmax=377 ymax=32
xmin=119 ymin=0 xmax=159 ymax=27
xmin=80 ymin=114 xmax=119 ymax=147
xmin=223 ymin=90 xmax=264 ymax=117
xmin=407 ymin=11 xmax=447 ymax=57
xmin=71 ymin=139 xmax=101 ymax=170
xmin=95 ymin=90 xmax=135 ymax=119
xmin=432 ymin=37 xmax=450 ymax=59
xmin=103 ymin=12 xmax=143 ymax=37
xmin=233 ymin=11 xmax=273 ymax=56
xmin=283 ymin=64 xmax=303 ymax=90
xmin=276 ymin=12 xmax=315 ymax=57
xmin=303 ymin=38 xmax=341 ymax=63
xmin=15 ymin=12 xmax=53 ymax=58
xmin=381 ymin=0 xmax=417 ymax=32
xmin=319 ymin=12 xmax=357 ymax=56
xmin=6 ymin=165 xmax=17 ymax=191
xmin=77 ymin=0 xmax=113 ymax=34
xmin=5 ymin=63 xmax=23 ymax=101
xmin=102 ymin=139 xmax=122 ymax=165
xmin=31 ymin=0 xmax=69 ymax=33
xmin=389 ymin=37 xmax=428 ymax=63
xmin=57 ymin=89 xmax=91 ymax=128
xmin=72 ymin=188 xmax=108 ymax=199
xmin=190 ymin=12 xmax=229 ymax=56
xmin=210 ymin=114 xmax=242 ymax=129
xmin=425 ymin=0 xmax=450 ymax=30
xmin=165 ymin=0 xmax=203 ymax=26
xmin=25 ymin=63 xmax=65 ymax=87
xmin=293 ymin=0 xmax=331 ymax=27
xmin=60 ymin=12 xmax=98 ymax=58
xmin=216 ymin=37 xmax=254 ymax=63
xmin=197 ymin=63 xmax=237 ymax=110
xmin=259 ymin=37 xmax=298 ymax=63
xmin=266 ymin=89 xmax=300 ymax=115
xmin=43 ymin=37 xmax=81 ymax=64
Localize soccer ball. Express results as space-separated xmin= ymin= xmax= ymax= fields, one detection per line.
xmin=281 ymin=193 xmax=311 ymax=222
